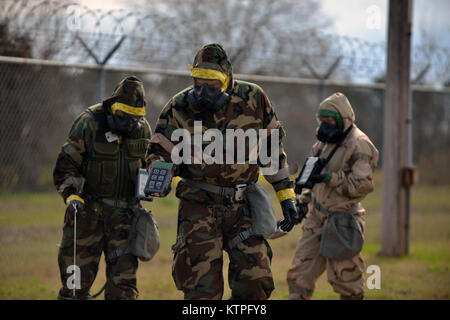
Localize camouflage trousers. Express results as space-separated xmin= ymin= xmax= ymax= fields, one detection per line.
xmin=57 ymin=198 xmax=139 ymax=300
xmin=172 ymin=196 xmax=274 ymax=300
xmin=286 ymin=204 xmax=366 ymax=300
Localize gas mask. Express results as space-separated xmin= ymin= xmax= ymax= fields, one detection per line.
xmin=107 ymin=114 xmax=142 ymax=137
xmin=316 ymin=121 xmax=343 ymax=143
xmin=188 ymin=83 xmax=229 ymax=112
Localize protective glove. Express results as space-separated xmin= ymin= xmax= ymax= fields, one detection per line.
xmin=65 ymin=195 xmax=86 ymax=219
xmin=279 ymin=198 xmax=300 ymax=232
xmin=310 ymin=172 xmax=332 ymax=184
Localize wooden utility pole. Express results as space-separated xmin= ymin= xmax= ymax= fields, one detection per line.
xmin=380 ymin=0 xmax=413 ymax=256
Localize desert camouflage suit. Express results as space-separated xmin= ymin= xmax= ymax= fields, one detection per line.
xmin=53 ymin=77 xmax=151 ymax=299
xmin=287 ymin=93 xmax=379 ymax=300
xmin=147 ymin=43 xmax=293 ymax=300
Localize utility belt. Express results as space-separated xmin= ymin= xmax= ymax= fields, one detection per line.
xmin=80 ymin=190 xmax=139 ymax=209
xmin=181 ymin=178 xmax=281 ymax=250
xmin=181 ymin=178 xmax=250 ymax=202
xmin=98 ymin=198 xmax=139 ymax=209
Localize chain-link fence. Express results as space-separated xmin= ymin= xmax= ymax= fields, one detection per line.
xmin=2 ymin=1 xmax=450 ymax=82
xmin=1 ymin=56 xmax=449 ymax=191
xmin=1 ymin=0 xmax=449 ymax=191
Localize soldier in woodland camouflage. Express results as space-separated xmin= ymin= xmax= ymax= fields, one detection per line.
xmin=147 ymin=43 xmax=300 ymax=300
xmin=287 ymin=92 xmax=379 ymax=300
xmin=53 ymin=76 xmax=152 ymax=299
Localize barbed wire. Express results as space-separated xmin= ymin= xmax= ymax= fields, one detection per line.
xmin=1 ymin=0 xmax=449 ymax=191
xmin=1 ymin=0 xmax=449 ymax=85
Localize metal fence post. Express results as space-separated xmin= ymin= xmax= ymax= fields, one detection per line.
xmin=303 ymin=56 xmax=342 ymax=103
xmin=380 ymin=0 xmax=413 ymax=257
xmin=76 ymin=34 xmax=127 ymax=102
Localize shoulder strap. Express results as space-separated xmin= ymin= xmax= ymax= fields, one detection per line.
xmin=324 ymin=124 xmax=353 ymax=162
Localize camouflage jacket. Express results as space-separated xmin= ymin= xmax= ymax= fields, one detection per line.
xmin=53 ymin=77 xmax=151 ymax=203
xmin=146 ymin=44 xmax=294 ymax=201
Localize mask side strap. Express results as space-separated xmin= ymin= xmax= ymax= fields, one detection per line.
xmin=315 ymin=149 xmax=323 ymax=157
xmin=323 ymin=124 xmax=353 ymax=163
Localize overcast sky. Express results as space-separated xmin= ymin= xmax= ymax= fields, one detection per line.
xmin=78 ymin=0 xmax=449 ymax=47
xmin=321 ymin=0 xmax=450 ymax=46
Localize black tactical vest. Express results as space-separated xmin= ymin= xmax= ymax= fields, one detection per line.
xmin=82 ymin=104 xmax=151 ymax=201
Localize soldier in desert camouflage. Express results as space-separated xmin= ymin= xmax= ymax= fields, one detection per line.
xmin=146 ymin=43 xmax=300 ymax=300
xmin=287 ymin=92 xmax=379 ymax=300
xmin=53 ymin=76 xmax=152 ymax=299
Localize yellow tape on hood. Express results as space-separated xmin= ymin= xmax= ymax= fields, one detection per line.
xmin=111 ymin=102 xmax=146 ymax=116
xmin=189 ymin=65 xmax=229 ymax=92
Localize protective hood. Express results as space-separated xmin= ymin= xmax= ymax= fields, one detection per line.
xmin=317 ymin=92 xmax=355 ymax=130
xmin=190 ymin=43 xmax=234 ymax=94
xmin=104 ymin=76 xmax=147 ymax=116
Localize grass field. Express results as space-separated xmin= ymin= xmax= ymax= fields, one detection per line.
xmin=0 ymin=174 xmax=449 ymax=300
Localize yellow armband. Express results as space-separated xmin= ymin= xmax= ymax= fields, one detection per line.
xmin=65 ymin=195 xmax=85 ymax=206
xmin=276 ymin=188 xmax=296 ymax=202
